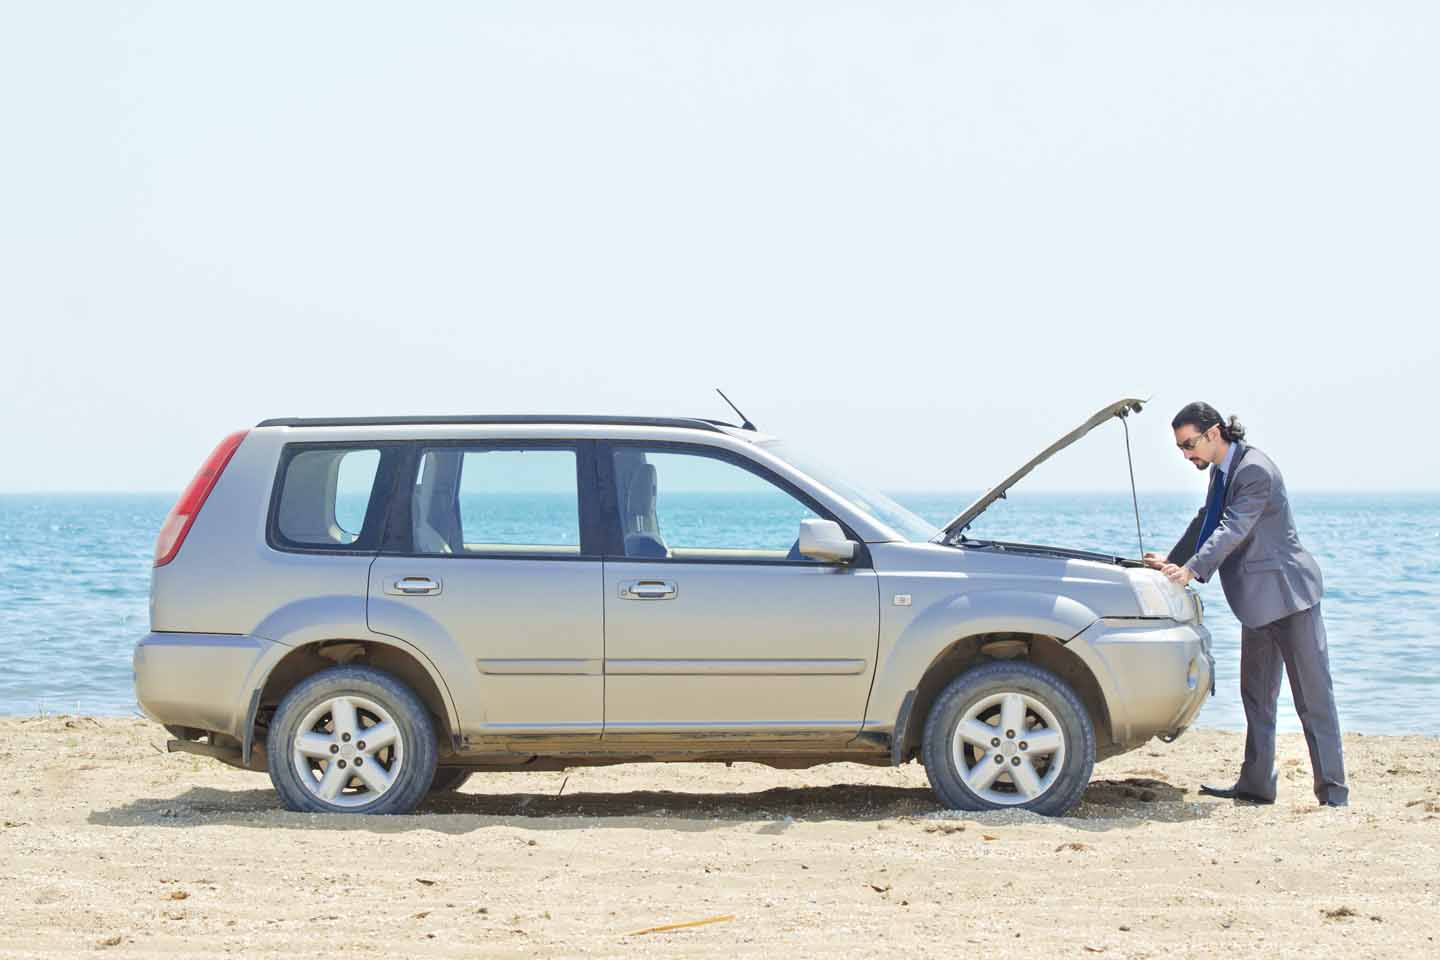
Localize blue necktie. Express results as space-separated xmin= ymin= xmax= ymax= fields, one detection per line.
xmin=1198 ymin=466 xmax=1227 ymax=549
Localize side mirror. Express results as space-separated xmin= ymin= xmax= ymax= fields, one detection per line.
xmin=798 ymin=518 xmax=855 ymax=563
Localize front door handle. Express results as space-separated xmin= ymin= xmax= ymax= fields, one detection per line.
xmin=619 ymin=579 xmax=678 ymax=600
xmin=389 ymin=576 xmax=442 ymax=596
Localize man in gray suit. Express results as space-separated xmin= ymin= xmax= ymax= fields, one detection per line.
xmin=1143 ymin=402 xmax=1348 ymax=806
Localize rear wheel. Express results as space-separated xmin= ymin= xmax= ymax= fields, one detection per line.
xmin=921 ymin=660 xmax=1094 ymax=816
xmin=267 ymin=665 xmax=437 ymax=814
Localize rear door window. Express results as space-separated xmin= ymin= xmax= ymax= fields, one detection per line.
xmin=411 ymin=447 xmax=583 ymax=555
xmin=273 ymin=447 xmax=384 ymax=550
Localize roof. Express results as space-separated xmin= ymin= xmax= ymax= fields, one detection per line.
xmin=254 ymin=415 xmax=743 ymax=433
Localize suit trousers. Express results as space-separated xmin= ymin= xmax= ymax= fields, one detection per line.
xmin=1235 ymin=603 xmax=1348 ymax=804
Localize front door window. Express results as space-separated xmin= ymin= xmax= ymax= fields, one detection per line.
xmin=611 ymin=448 xmax=821 ymax=561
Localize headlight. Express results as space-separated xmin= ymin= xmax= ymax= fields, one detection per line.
xmin=1125 ymin=569 xmax=1197 ymax=622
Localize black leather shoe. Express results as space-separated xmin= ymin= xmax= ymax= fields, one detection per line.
xmin=1320 ymin=799 xmax=1348 ymax=807
xmin=1198 ymin=783 xmax=1274 ymax=804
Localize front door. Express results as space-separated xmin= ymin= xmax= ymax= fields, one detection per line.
xmin=367 ymin=442 xmax=604 ymax=744
xmin=599 ymin=443 xmax=880 ymax=746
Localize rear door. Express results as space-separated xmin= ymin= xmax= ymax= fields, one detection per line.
xmin=367 ymin=440 xmax=605 ymax=743
xmin=598 ymin=442 xmax=880 ymax=747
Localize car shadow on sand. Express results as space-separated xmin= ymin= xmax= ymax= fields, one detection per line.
xmin=88 ymin=776 xmax=1211 ymax=834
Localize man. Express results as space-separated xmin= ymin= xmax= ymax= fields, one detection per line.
xmin=1143 ymin=402 xmax=1348 ymax=807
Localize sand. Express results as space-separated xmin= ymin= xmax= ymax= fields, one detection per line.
xmin=0 ymin=717 xmax=1435 ymax=958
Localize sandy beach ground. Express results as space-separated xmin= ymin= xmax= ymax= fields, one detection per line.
xmin=1 ymin=718 xmax=1436 ymax=959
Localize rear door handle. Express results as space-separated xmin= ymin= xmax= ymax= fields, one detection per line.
xmin=619 ymin=579 xmax=678 ymax=600
xmin=388 ymin=576 xmax=442 ymax=596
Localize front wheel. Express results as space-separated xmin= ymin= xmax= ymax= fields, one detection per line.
xmin=921 ymin=660 xmax=1094 ymax=816
xmin=266 ymin=665 xmax=438 ymax=815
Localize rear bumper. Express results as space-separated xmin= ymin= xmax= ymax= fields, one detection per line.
xmin=1067 ymin=618 xmax=1214 ymax=748
xmin=133 ymin=633 xmax=281 ymax=740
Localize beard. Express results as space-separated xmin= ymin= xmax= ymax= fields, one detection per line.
xmin=1189 ymin=458 xmax=1208 ymax=469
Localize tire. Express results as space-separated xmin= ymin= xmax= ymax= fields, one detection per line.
xmin=266 ymin=665 xmax=438 ymax=815
xmin=428 ymin=768 xmax=474 ymax=794
xmin=921 ymin=660 xmax=1094 ymax=816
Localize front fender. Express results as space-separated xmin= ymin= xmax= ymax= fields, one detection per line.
xmin=864 ymin=589 xmax=1100 ymax=732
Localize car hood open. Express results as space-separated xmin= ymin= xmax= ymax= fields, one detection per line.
xmin=937 ymin=397 xmax=1147 ymax=542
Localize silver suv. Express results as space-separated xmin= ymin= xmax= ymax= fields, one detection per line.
xmin=134 ymin=399 xmax=1211 ymax=816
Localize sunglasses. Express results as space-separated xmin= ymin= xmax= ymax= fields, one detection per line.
xmin=1175 ymin=428 xmax=1221 ymax=454
xmin=1175 ymin=425 xmax=1218 ymax=451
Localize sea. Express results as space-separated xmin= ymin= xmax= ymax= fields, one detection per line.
xmin=1 ymin=491 xmax=1436 ymax=735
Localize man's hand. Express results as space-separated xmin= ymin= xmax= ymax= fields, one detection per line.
xmin=1142 ymin=552 xmax=1166 ymax=570
xmin=1161 ymin=563 xmax=1194 ymax=586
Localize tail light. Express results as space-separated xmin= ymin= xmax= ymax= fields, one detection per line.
xmin=154 ymin=430 xmax=250 ymax=566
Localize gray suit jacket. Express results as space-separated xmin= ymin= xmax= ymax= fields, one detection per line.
xmin=1165 ymin=442 xmax=1324 ymax=629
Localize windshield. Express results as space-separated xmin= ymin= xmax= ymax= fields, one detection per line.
xmin=761 ymin=440 xmax=941 ymax=542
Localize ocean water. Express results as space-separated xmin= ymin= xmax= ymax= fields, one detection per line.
xmin=1 ymin=491 xmax=1437 ymax=735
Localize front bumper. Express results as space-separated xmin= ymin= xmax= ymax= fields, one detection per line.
xmin=133 ymin=633 xmax=281 ymax=740
xmin=1066 ymin=618 xmax=1214 ymax=749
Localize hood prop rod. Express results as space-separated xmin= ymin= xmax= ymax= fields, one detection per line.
xmin=1119 ymin=410 xmax=1145 ymax=560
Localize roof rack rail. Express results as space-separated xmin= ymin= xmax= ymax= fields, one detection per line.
xmin=254 ymin=415 xmax=734 ymax=432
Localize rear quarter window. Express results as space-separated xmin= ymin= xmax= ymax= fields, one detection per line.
xmin=272 ymin=446 xmax=384 ymax=550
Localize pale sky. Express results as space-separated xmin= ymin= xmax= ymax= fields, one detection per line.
xmin=2 ymin=2 xmax=1435 ymax=494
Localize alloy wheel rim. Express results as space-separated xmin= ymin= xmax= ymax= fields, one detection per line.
xmin=290 ymin=695 xmax=404 ymax=809
xmin=950 ymin=691 xmax=1066 ymax=805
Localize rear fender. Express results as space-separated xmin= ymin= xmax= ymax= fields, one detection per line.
xmin=247 ymin=597 xmax=464 ymax=752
